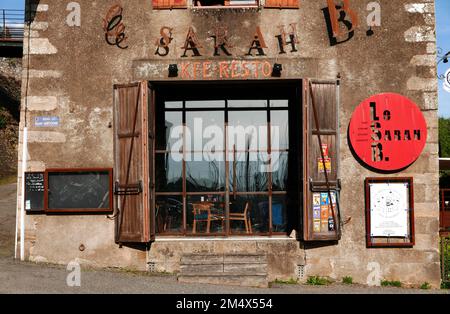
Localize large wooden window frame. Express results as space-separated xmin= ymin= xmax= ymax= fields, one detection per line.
xmin=44 ymin=168 xmax=114 ymax=214
xmin=153 ymin=82 xmax=298 ymax=237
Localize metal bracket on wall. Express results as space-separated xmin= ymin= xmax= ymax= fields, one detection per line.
xmin=114 ymin=180 xmax=143 ymax=195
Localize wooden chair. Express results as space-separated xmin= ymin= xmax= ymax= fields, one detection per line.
xmin=192 ymin=202 xmax=224 ymax=234
xmin=229 ymin=202 xmax=252 ymax=234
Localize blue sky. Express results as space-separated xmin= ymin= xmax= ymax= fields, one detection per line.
xmin=0 ymin=0 xmax=23 ymax=10
xmin=0 ymin=0 xmax=449 ymax=115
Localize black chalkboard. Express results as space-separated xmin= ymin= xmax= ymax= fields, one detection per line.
xmin=25 ymin=172 xmax=45 ymax=212
xmin=46 ymin=169 xmax=112 ymax=212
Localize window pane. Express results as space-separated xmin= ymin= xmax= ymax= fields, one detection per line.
xmin=228 ymin=100 xmax=267 ymax=108
xmin=271 ymin=152 xmax=288 ymax=191
xmin=165 ymin=101 xmax=182 ymax=109
xmin=229 ymin=0 xmax=257 ymax=4
xmin=228 ymin=111 xmax=267 ymax=151
xmin=272 ymin=195 xmax=287 ymax=233
xmin=230 ymin=151 xmax=269 ymax=192
xmin=186 ymin=157 xmax=226 ymax=192
xmin=186 ymin=195 xmax=226 ymax=235
xmin=271 ymin=110 xmax=289 ymax=150
xmin=230 ymin=195 xmax=269 ymax=234
xmin=156 ymin=196 xmax=183 ymax=234
xmin=186 ymin=100 xmax=225 ymax=108
xmin=186 ymin=111 xmax=224 ymax=152
xmin=155 ymin=153 xmax=183 ymax=192
xmin=270 ymin=100 xmax=288 ymax=108
xmin=156 ymin=111 xmax=182 ymax=151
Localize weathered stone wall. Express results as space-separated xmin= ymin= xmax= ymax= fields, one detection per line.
xmin=17 ymin=0 xmax=441 ymax=287
xmin=0 ymin=57 xmax=21 ymax=178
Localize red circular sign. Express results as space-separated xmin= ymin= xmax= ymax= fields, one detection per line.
xmin=349 ymin=93 xmax=427 ymax=171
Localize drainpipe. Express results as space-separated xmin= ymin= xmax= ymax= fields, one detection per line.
xmin=20 ymin=127 xmax=28 ymax=261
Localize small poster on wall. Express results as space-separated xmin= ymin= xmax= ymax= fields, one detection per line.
xmin=312 ymin=191 xmax=337 ymax=234
xmin=365 ymin=177 xmax=415 ymax=248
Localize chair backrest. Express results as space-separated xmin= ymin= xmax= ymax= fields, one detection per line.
xmin=243 ymin=202 xmax=250 ymax=216
xmin=192 ymin=202 xmax=212 ymax=214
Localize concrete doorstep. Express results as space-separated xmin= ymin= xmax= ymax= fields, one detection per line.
xmin=178 ymin=253 xmax=269 ymax=288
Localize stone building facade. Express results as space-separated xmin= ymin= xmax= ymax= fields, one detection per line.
xmin=15 ymin=0 xmax=441 ymax=287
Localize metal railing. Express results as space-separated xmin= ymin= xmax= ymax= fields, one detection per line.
xmin=0 ymin=9 xmax=24 ymax=42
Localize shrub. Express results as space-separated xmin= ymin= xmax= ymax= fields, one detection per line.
xmin=273 ymin=278 xmax=299 ymax=285
xmin=306 ymin=276 xmax=331 ymax=285
xmin=420 ymin=282 xmax=431 ymax=290
xmin=342 ymin=276 xmax=353 ymax=285
xmin=381 ymin=280 xmax=402 ymax=287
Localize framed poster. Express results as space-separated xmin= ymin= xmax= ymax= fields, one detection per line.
xmin=365 ymin=177 xmax=414 ymax=248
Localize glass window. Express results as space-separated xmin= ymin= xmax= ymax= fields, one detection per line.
xmin=230 ymin=152 xmax=269 ymax=192
xmin=186 ymin=100 xmax=225 ymax=108
xmin=194 ymin=0 xmax=258 ymax=7
xmin=156 ymin=196 xmax=183 ymax=234
xmin=186 ymin=195 xmax=226 ymax=235
xmin=270 ymin=100 xmax=289 ymax=108
xmin=230 ymin=195 xmax=269 ymax=234
xmin=186 ymin=157 xmax=226 ymax=192
xmin=271 ymin=110 xmax=289 ymax=150
xmin=165 ymin=101 xmax=182 ymax=109
xmin=272 ymin=195 xmax=287 ymax=233
xmin=228 ymin=111 xmax=267 ymax=152
xmin=228 ymin=100 xmax=267 ymax=108
xmin=271 ymin=152 xmax=288 ymax=191
xmin=155 ymin=153 xmax=183 ymax=192
xmin=186 ymin=111 xmax=225 ymax=152
xmin=156 ymin=111 xmax=182 ymax=151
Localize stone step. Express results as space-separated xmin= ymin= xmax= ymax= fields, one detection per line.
xmin=178 ymin=253 xmax=269 ymax=288
xmin=178 ymin=274 xmax=268 ymax=288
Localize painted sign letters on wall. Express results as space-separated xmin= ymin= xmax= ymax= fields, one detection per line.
xmin=103 ymin=5 xmax=128 ymax=49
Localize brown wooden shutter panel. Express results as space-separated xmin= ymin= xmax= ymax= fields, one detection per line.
xmin=264 ymin=0 xmax=299 ymax=8
xmin=153 ymin=0 xmax=187 ymax=9
xmin=114 ymin=82 xmax=153 ymax=243
xmin=303 ymin=79 xmax=341 ymax=241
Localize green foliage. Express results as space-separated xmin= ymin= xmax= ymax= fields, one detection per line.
xmin=440 ymin=118 xmax=450 ymax=158
xmin=342 ymin=276 xmax=353 ymax=284
xmin=381 ymin=280 xmax=402 ymax=287
xmin=306 ymin=276 xmax=331 ymax=286
xmin=273 ymin=278 xmax=299 ymax=285
xmin=442 ymin=237 xmax=450 ymax=288
xmin=420 ymin=282 xmax=431 ymax=290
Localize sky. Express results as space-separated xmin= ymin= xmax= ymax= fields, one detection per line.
xmin=0 ymin=0 xmax=449 ymax=115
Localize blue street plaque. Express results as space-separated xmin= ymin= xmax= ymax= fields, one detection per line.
xmin=35 ymin=116 xmax=60 ymax=127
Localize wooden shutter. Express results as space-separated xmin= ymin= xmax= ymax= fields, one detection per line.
xmin=264 ymin=0 xmax=299 ymax=8
xmin=303 ymin=79 xmax=341 ymax=241
xmin=114 ymin=82 xmax=154 ymax=243
xmin=153 ymin=0 xmax=187 ymax=9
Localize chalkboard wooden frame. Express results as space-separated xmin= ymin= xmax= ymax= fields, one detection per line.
xmin=24 ymin=171 xmax=45 ymax=213
xmin=44 ymin=168 xmax=114 ymax=213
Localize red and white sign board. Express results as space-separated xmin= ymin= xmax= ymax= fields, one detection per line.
xmin=349 ymin=93 xmax=427 ymax=172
